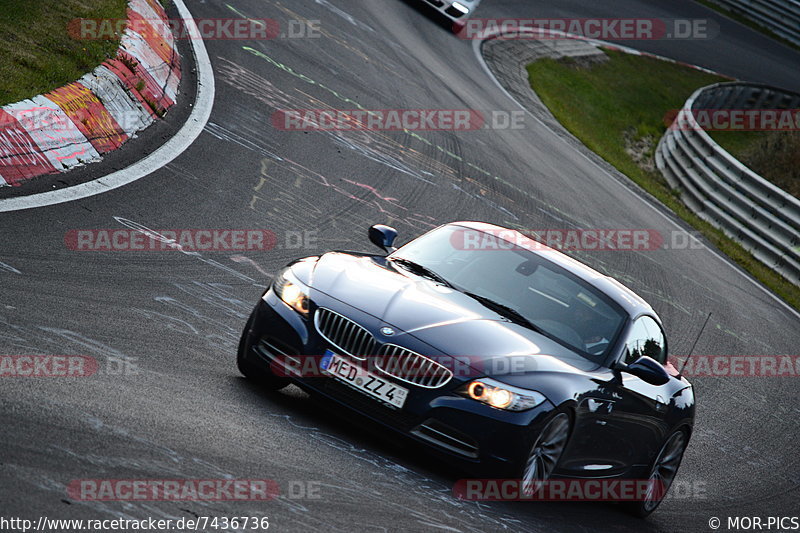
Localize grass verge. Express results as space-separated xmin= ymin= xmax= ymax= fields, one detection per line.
xmin=526 ymin=50 xmax=800 ymax=311
xmin=711 ymin=131 xmax=800 ymax=199
xmin=0 ymin=0 xmax=129 ymax=106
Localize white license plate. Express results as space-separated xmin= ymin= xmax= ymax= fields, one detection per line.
xmin=321 ymin=350 xmax=408 ymax=408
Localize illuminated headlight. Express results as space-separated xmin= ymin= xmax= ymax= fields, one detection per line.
xmin=451 ymin=2 xmax=469 ymax=14
xmin=268 ymin=268 xmax=310 ymax=317
xmin=459 ymin=378 xmax=546 ymax=411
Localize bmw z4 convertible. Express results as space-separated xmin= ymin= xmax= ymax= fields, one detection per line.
xmin=237 ymin=222 xmax=694 ymax=516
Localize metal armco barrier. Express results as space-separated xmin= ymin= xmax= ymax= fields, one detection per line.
xmin=710 ymin=0 xmax=800 ymax=46
xmin=656 ymin=81 xmax=800 ymax=286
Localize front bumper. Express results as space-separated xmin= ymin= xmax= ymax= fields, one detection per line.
xmin=424 ymin=0 xmax=473 ymax=21
xmin=240 ymin=287 xmax=555 ymax=471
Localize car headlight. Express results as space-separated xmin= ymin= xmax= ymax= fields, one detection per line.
xmin=268 ymin=268 xmax=310 ymax=317
xmin=458 ymin=378 xmax=546 ymax=411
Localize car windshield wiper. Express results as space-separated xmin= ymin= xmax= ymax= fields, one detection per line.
xmin=464 ymin=292 xmax=545 ymax=333
xmin=389 ymin=257 xmax=453 ymax=287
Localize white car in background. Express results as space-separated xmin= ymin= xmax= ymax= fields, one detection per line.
xmin=419 ymin=0 xmax=481 ymax=31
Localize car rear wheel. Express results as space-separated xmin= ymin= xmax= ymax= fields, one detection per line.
xmin=627 ymin=429 xmax=689 ymax=517
xmin=520 ymin=411 xmax=572 ymax=497
xmin=237 ymin=308 xmax=290 ymax=390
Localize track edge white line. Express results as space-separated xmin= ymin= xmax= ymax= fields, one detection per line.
xmin=0 ymin=0 xmax=214 ymax=213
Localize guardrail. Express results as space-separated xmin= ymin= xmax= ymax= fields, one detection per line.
xmin=709 ymin=0 xmax=800 ymax=47
xmin=655 ymin=81 xmax=800 ymax=286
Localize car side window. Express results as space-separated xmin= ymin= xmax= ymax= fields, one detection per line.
xmin=623 ymin=316 xmax=666 ymax=365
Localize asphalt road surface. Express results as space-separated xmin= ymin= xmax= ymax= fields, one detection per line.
xmin=1 ymin=1 xmax=799 ymax=532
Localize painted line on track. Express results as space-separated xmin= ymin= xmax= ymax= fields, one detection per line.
xmin=0 ymin=0 xmax=214 ymax=213
xmin=471 ymin=30 xmax=800 ymax=322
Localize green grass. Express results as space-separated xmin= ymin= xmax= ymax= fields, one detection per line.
xmin=526 ymin=50 xmax=800 ymax=311
xmin=0 ymin=0 xmax=129 ymax=106
xmin=711 ymin=131 xmax=800 ymax=199
xmin=709 ymin=130 xmax=765 ymax=156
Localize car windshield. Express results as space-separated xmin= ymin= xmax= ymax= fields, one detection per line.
xmin=390 ymin=225 xmax=628 ymax=360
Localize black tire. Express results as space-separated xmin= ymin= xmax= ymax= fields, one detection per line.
xmin=517 ymin=409 xmax=573 ymax=497
xmin=625 ymin=429 xmax=689 ymax=518
xmin=236 ymin=308 xmax=290 ymax=390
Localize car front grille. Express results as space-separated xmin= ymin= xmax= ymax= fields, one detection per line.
xmin=314 ymin=308 xmax=453 ymax=388
xmin=314 ymin=307 xmax=377 ymax=360
xmin=377 ymin=344 xmax=453 ymax=389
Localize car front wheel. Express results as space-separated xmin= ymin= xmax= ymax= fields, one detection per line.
xmin=627 ymin=429 xmax=689 ymax=517
xmin=520 ymin=411 xmax=572 ymax=497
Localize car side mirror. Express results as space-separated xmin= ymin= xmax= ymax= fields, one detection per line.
xmin=368 ymin=224 xmax=398 ymax=253
xmin=618 ymin=356 xmax=670 ymax=386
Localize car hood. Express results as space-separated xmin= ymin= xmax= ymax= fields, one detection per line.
xmin=309 ymin=252 xmax=600 ymax=378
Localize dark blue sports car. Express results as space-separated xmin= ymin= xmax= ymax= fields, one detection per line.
xmin=237 ymin=222 xmax=694 ymax=516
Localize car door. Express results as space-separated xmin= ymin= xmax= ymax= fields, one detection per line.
xmin=606 ymin=316 xmax=675 ymax=468
xmin=560 ymin=371 xmax=632 ymax=476
xmin=561 ymin=316 xmax=674 ymax=476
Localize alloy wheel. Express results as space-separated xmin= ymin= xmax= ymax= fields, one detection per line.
xmin=521 ymin=412 xmax=571 ymax=497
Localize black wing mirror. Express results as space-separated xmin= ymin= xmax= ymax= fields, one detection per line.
xmin=368 ymin=224 xmax=398 ymax=253
xmin=618 ymin=356 xmax=670 ymax=386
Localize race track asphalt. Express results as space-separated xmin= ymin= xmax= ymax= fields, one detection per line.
xmin=1 ymin=1 xmax=798 ymax=531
